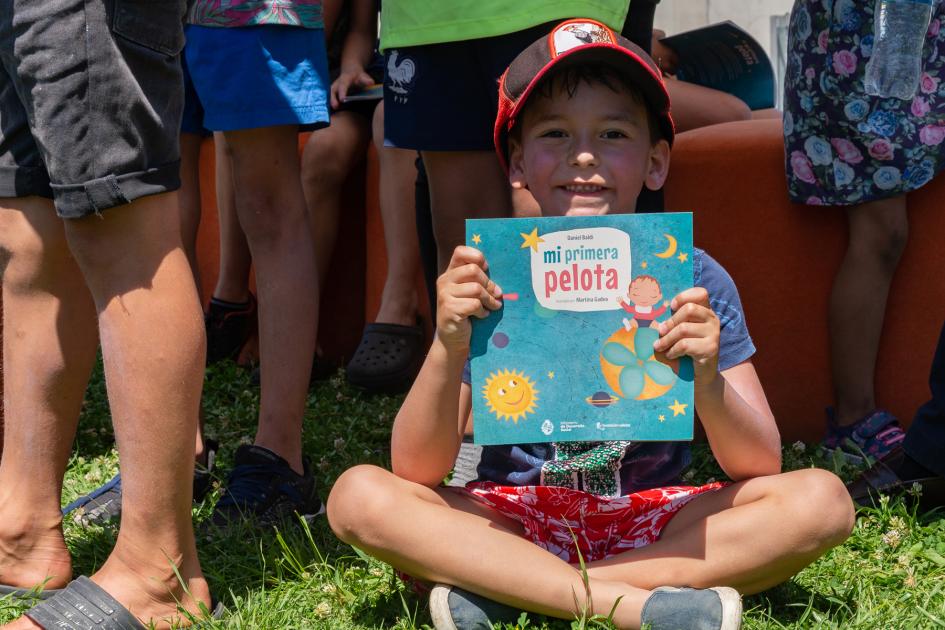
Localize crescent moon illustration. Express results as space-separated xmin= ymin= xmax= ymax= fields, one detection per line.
xmin=654 ymin=233 xmax=678 ymax=259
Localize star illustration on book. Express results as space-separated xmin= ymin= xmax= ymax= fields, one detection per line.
xmin=641 ymin=260 xmax=648 ymax=269
xmin=547 ymin=371 xmax=555 ymax=379
xmin=669 ymin=399 xmax=688 ymax=416
xmin=677 ymin=252 xmax=688 ymax=263
xmin=658 ymin=414 xmax=666 ymax=422
xmin=472 ymin=233 xmax=482 ymax=245
xmin=520 ymin=228 xmax=545 ymax=252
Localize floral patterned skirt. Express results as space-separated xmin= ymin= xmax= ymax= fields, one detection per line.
xmin=783 ymin=0 xmax=945 ymax=205
xmin=464 ymin=481 xmax=726 ymax=565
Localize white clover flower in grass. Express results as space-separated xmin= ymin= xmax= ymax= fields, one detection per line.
xmin=369 ymin=567 xmax=385 ymax=577
xmin=882 ymin=529 xmax=902 ymax=548
xmin=315 ymin=602 xmax=332 ymax=618
xmin=321 ymin=584 xmax=337 ymax=594
xmin=334 ymin=437 xmax=346 ymax=450
xmin=791 ymin=441 xmax=806 ymax=453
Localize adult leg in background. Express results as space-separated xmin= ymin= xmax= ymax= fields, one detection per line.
xmin=421 ymin=150 xmax=512 ymax=273
xmin=211 ymin=135 xmax=253 ymax=306
xmin=2 ymin=193 xmax=210 ymax=628
xmin=221 ymin=125 xmax=316 ymax=474
xmin=301 ymin=109 xmax=371 ymax=292
xmin=0 ymin=196 xmax=97 ymax=592
xmin=372 ymin=101 xmax=421 ymax=327
xmin=56 ymin=192 xmax=209 ymax=626
xmin=829 ymin=195 xmax=908 ymax=427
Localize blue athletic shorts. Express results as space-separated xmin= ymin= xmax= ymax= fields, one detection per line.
xmin=180 ymin=58 xmax=209 ymax=136
xmin=383 ymin=21 xmax=555 ymax=151
xmin=184 ymin=25 xmax=330 ymax=132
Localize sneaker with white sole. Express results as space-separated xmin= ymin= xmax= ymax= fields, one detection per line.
xmin=641 ymin=586 xmax=742 ymax=630
xmin=429 ymin=584 xmax=522 ymax=630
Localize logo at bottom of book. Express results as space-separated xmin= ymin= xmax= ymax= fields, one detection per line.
xmin=597 ymin=422 xmax=632 ymax=430
xmin=541 ymin=419 xmax=554 ymax=436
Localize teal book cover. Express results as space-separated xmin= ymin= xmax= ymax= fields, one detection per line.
xmin=467 ymin=214 xmax=695 ymax=446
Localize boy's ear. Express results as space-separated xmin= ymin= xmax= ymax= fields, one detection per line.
xmin=508 ymin=137 xmax=528 ymax=190
xmin=644 ymin=139 xmax=671 ymax=191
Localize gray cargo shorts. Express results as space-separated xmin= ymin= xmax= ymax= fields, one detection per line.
xmin=0 ymin=0 xmax=186 ymax=218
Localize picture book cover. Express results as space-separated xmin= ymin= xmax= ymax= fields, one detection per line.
xmin=660 ymin=21 xmax=775 ymax=110
xmin=467 ymin=214 xmax=694 ymax=446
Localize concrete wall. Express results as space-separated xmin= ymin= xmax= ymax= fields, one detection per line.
xmin=655 ymin=0 xmax=795 ymax=57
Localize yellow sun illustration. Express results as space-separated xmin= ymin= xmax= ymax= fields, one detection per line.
xmin=482 ymin=369 xmax=538 ymax=423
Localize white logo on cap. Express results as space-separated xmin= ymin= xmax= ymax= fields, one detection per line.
xmin=552 ymin=22 xmax=614 ymax=56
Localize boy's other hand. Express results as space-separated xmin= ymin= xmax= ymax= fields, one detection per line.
xmin=436 ymin=246 xmax=502 ymax=352
xmin=653 ymin=287 xmax=719 ymax=385
xmin=330 ymin=67 xmax=375 ymax=109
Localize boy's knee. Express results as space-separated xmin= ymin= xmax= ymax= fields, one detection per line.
xmin=327 ymin=465 xmax=398 ymax=544
xmin=783 ymin=469 xmax=855 ymax=549
xmin=236 ymin=193 xmax=308 ymax=248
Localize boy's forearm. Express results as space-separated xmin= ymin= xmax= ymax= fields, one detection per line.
xmin=390 ymin=336 xmax=467 ymax=486
xmin=340 ymin=32 xmax=374 ymax=73
xmin=695 ymin=375 xmax=781 ymax=480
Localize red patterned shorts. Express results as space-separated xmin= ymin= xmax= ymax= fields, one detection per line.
xmin=463 ymin=481 xmax=727 ymax=565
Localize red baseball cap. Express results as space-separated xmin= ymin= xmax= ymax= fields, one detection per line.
xmin=494 ymin=18 xmax=675 ymax=173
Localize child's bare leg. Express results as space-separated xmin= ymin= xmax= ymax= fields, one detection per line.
xmin=223 ymin=126 xmax=316 ymax=472
xmin=328 ymin=466 xmax=650 ymax=629
xmin=212 ymin=134 xmax=252 ymax=304
xmin=0 ymin=197 xmax=98 ymax=591
xmin=301 ymin=110 xmax=371 ymax=287
xmin=586 ymin=469 xmax=854 ymax=594
xmin=374 ymin=103 xmax=421 ymax=325
xmin=420 ymin=151 xmax=512 ymax=272
xmin=829 ymin=195 xmax=907 ymax=426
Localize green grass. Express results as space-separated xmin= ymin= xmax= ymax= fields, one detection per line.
xmin=2 ymin=359 xmax=945 ymax=628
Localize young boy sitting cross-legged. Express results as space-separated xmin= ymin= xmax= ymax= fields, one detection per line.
xmin=327 ymin=19 xmax=855 ymax=630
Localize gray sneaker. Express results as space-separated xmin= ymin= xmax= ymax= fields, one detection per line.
xmin=429 ymin=584 xmax=522 ymax=630
xmin=641 ymin=586 xmax=742 ymax=630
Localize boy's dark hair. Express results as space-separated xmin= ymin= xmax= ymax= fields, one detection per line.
xmin=508 ymin=60 xmax=664 ymax=148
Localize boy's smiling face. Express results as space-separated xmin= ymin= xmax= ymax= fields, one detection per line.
xmin=507 ymin=79 xmax=670 ymax=217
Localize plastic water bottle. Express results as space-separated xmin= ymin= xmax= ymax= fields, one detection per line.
xmin=864 ymin=0 xmax=934 ymax=99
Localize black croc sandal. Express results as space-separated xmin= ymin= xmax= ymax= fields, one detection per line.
xmin=25 ymin=576 xmax=224 ymax=628
xmin=345 ymin=322 xmax=425 ymax=394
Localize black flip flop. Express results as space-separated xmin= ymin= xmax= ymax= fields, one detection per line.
xmin=25 ymin=576 xmax=224 ymax=628
xmin=346 ymin=322 xmax=425 ymax=394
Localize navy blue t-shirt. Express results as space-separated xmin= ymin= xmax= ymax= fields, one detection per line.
xmin=462 ymin=248 xmax=755 ymax=497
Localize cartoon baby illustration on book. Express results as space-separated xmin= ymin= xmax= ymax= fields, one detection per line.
xmin=618 ymin=274 xmax=670 ymax=330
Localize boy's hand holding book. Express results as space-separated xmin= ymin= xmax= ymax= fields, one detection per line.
xmin=436 ymin=246 xmax=503 ymax=353
xmin=654 ymin=287 xmax=720 ymax=387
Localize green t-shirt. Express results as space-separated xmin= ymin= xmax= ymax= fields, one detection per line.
xmin=379 ymin=1 xmax=629 ymax=50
